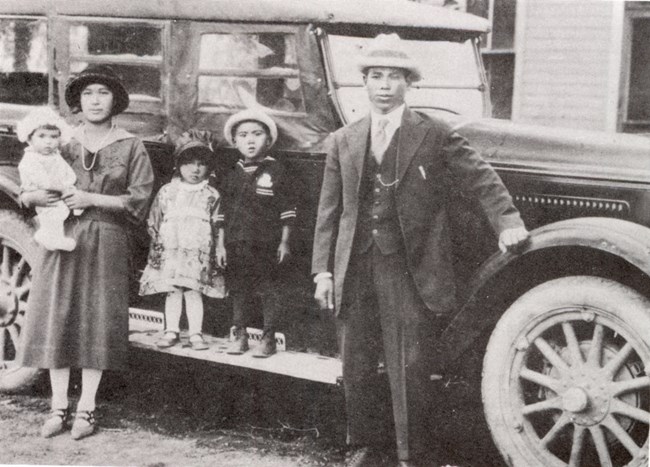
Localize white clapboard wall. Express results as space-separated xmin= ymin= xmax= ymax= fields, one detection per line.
xmin=512 ymin=0 xmax=625 ymax=132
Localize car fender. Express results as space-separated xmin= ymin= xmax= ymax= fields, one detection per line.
xmin=431 ymin=216 xmax=650 ymax=373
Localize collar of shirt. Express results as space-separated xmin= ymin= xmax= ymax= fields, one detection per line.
xmin=173 ymin=178 xmax=209 ymax=192
xmin=73 ymin=124 xmax=133 ymax=154
xmin=371 ymin=103 xmax=406 ymax=141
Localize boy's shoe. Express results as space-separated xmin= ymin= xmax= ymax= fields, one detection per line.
xmin=156 ymin=331 xmax=179 ymax=348
xmin=226 ymin=327 xmax=249 ymax=355
xmin=189 ymin=333 xmax=209 ymax=351
xmin=71 ymin=410 xmax=96 ymax=440
xmin=252 ymin=330 xmax=276 ymax=358
xmin=41 ymin=407 xmax=70 ymax=438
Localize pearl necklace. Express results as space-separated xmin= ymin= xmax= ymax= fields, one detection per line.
xmin=81 ymin=123 xmax=115 ymax=171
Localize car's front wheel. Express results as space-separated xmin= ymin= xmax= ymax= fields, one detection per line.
xmin=0 ymin=210 xmax=41 ymax=393
xmin=482 ymin=276 xmax=650 ymax=467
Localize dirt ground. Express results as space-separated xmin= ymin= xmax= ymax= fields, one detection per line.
xmin=0 ymin=396 xmax=332 ymax=467
xmin=0 ymin=350 xmax=347 ymax=467
xmin=0 ymin=349 xmax=503 ymax=467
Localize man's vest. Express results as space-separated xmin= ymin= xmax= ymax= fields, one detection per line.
xmin=352 ymin=129 xmax=403 ymax=255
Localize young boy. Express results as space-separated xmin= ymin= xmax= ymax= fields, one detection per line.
xmin=220 ymin=109 xmax=296 ymax=358
xmin=17 ymin=106 xmax=78 ymax=251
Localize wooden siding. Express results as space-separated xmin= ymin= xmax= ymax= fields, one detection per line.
xmin=513 ymin=0 xmax=624 ymax=132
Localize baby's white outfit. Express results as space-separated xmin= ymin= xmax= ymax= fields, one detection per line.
xmin=18 ymin=148 xmax=78 ymax=251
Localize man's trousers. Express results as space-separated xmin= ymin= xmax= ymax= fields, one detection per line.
xmin=338 ymin=245 xmax=438 ymax=461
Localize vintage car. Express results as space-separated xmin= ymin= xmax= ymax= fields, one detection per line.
xmin=0 ymin=1 xmax=648 ymax=466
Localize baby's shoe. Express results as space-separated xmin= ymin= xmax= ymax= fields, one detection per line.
xmin=226 ymin=326 xmax=249 ymax=355
xmin=189 ymin=333 xmax=209 ymax=351
xmin=34 ymin=230 xmax=76 ymax=251
xmin=41 ymin=406 xmax=70 ymax=438
xmin=53 ymin=236 xmax=76 ymax=252
xmin=71 ymin=410 xmax=96 ymax=440
xmin=253 ymin=330 xmax=276 ymax=358
xmin=33 ymin=229 xmax=55 ymax=250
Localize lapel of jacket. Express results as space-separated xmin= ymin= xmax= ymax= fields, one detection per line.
xmin=343 ymin=115 xmax=371 ymax=192
xmin=397 ymin=108 xmax=427 ymax=184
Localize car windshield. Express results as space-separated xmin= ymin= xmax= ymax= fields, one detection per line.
xmin=324 ymin=34 xmax=486 ymax=122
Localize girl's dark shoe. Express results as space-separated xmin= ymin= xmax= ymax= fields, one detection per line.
xmin=226 ymin=327 xmax=249 ymax=355
xmin=41 ymin=407 xmax=71 ymax=438
xmin=71 ymin=410 xmax=96 ymax=440
xmin=252 ymin=330 xmax=276 ymax=358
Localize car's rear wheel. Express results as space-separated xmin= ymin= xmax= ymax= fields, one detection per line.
xmin=0 ymin=210 xmax=41 ymax=393
xmin=482 ymin=276 xmax=650 ymax=467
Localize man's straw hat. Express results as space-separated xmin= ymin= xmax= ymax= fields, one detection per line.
xmin=357 ymin=33 xmax=422 ymax=82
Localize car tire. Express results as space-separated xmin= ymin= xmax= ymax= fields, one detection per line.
xmin=482 ymin=276 xmax=650 ymax=467
xmin=0 ymin=210 xmax=42 ymax=393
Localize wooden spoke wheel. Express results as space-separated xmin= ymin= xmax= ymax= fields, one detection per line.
xmin=482 ymin=276 xmax=650 ymax=467
xmin=0 ymin=211 xmax=41 ymax=393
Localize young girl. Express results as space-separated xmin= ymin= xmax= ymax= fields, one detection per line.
xmin=17 ymin=106 xmax=77 ymax=251
xmin=139 ymin=138 xmax=226 ymax=351
xmin=220 ymin=109 xmax=296 ymax=358
xmin=18 ymin=65 xmax=154 ymax=440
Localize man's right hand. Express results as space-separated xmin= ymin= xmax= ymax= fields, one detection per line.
xmin=21 ymin=189 xmax=61 ymax=208
xmin=314 ymin=277 xmax=334 ymax=311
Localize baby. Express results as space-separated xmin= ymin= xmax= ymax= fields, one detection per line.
xmin=17 ymin=107 xmax=78 ymax=251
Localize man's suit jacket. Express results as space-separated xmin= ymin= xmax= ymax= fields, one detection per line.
xmin=312 ymin=108 xmax=524 ymax=316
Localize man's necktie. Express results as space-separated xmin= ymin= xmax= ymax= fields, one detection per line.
xmin=372 ymin=118 xmax=389 ymax=164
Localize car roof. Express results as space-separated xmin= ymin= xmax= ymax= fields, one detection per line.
xmin=2 ymin=0 xmax=489 ymax=39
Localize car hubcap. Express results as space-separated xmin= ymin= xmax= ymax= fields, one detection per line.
xmin=562 ymin=387 xmax=589 ymax=414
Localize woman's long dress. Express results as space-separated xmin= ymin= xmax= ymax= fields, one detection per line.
xmin=17 ymin=128 xmax=154 ymax=370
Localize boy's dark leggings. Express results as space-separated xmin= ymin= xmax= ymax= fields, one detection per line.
xmin=226 ymin=241 xmax=282 ymax=332
xmin=230 ymin=284 xmax=280 ymax=332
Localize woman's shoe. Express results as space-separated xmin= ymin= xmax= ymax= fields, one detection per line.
xmin=71 ymin=410 xmax=96 ymax=440
xmin=189 ymin=334 xmax=209 ymax=351
xmin=41 ymin=407 xmax=70 ymax=438
xmin=156 ymin=331 xmax=179 ymax=348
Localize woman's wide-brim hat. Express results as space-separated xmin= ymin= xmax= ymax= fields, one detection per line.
xmin=357 ymin=33 xmax=422 ymax=82
xmin=65 ymin=64 xmax=130 ymax=115
xmin=223 ymin=108 xmax=278 ymax=147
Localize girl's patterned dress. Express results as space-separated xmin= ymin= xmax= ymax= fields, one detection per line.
xmin=139 ymin=178 xmax=225 ymax=298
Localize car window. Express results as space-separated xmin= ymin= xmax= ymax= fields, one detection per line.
xmin=326 ymin=34 xmax=486 ymax=122
xmin=68 ymin=21 xmax=163 ymax=108
xmin=197 ymin=32 xmax=304 ymax=114
xmin=0 ymin=17 xmax=48 ymax=106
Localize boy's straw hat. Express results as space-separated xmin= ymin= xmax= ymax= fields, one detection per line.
xmin=16 ymin=106 xmax=72 ymax=143
xmin=357 ymin=33 xmax=422 ymax=82
xmin=65 ymin=64 xmax=130 ymax=115
xmin=223 ymin=108 xmax=278 ymax=147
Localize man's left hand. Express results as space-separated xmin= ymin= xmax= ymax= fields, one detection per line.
xmin=498 ymin=227 xmax=529 ymax=253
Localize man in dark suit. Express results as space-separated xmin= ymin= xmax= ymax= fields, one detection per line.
xmin=312 ymin=34 xmax=528 ymax=467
